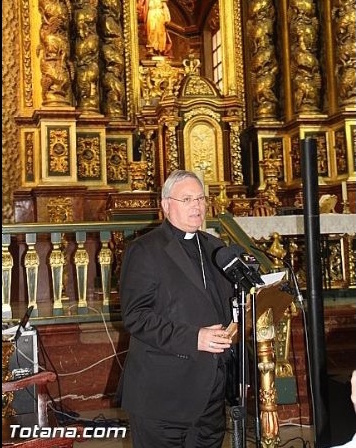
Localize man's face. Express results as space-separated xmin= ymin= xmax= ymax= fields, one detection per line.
xmin=162 ymin=177 xmax=206 ymax=233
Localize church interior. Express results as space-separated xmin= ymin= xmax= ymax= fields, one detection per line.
xmin=2 ymin=0 xmax=356 ymax=446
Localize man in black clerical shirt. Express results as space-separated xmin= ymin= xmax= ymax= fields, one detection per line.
xmin=118 ymin=169 xmax=235 ymax=448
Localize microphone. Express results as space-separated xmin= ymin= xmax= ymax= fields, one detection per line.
xmin=249 ymin=244 xmax=304 ymax=306
xmin=215 ymin=244 xmax=265 ymax=289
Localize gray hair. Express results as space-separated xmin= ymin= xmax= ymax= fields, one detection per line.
xmin=161 ymin=170 xmax=204 ymax=199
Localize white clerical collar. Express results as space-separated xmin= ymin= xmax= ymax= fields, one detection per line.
xmin=184 ymin=232 xmax=196 ymax=240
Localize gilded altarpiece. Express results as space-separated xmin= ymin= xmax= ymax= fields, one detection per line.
xmin=2 ymin=0 xmax=355 ymax=224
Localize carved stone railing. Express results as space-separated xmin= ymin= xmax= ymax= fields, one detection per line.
xmin=4 ymin=214 xmax=354 ymax=321
xmin=2 ymin=221 xmax=161 ymax=321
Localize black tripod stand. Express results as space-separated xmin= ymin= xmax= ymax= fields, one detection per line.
xmin=229 ymin=280 xmax=262 ymax=448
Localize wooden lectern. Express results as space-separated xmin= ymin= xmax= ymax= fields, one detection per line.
xmin=226 ymin=275 xmax=294 ymax=337
xmin=226 ymin=276 xmax=295 ymax=448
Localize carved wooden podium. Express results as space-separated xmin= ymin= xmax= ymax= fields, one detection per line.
xmin=227 ymin=276 xmax=294 ymax=448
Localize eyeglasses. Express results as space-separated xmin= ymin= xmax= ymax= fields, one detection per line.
xmin=168 ymin=196 xmax=208 ymax=206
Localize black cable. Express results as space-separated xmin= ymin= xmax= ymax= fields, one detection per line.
xmin=50 ymin=409 xmax=129 ymax=429
xmin=278 ymin=435 xmax=311 ymax=448
xmin=35 ymin=324 xmax=130 ymax=431
xmin=36 ymin=330 xmax=66 ymax=416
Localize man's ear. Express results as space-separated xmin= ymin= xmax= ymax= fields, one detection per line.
xmin=161 ymin=198 xmax=169 ymax=216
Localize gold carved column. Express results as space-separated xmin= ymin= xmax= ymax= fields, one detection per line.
xmin=74 ymin=0 xmax=100 ymax=113
xmin=245 ymin=0 xmax=279 ymax=121
xmin=332 ymin=0 xmax=356 ymax=109
xmin=257 ymin=309 xmax=281 ymax=448
xmin=38 ymin=0 xmax=73 ymax=107
xmin=138 ymin=129 xmax=156 ymax=191
xmin=224 ymin=108 xmax=244 ymax=186
xmin=163 ymin=118 xmax=180 ymax=175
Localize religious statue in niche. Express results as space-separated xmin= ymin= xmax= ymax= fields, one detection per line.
xmin=137 ymin=0 xmax=172 ymax=56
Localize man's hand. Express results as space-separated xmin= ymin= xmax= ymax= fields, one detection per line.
xmin=198 ymin=324 xmax=232 ymax=353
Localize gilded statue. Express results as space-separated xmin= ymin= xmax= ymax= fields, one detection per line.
xmin=138 ymin=0 xmax=172 ymax=56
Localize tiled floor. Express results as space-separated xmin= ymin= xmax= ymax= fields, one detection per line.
xmin=72 ymin=406 xmax=314 ymax=447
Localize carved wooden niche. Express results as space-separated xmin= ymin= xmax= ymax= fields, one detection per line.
xmin=179 ymin=73 xmax=226 ymax=183
xmin=183 ymin=114 xmax=224 ymax=184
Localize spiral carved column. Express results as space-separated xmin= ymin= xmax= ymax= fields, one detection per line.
xmin=332 ymin=0 xmax=356 ymax=108
xmin=38 ymin=0 xmax=73 ymax=106
xmin=246 ymin=0 xmax=279 ymax=121
xmin=288 ymin=0 xmax=322 ymax=114
xmin=74 ymin=0 xmax=100 ymax=113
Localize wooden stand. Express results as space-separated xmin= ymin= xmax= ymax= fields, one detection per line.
xmin=227 ymin=279 xmax=294 ymax=448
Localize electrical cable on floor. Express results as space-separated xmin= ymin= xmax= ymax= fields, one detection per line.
xmin=31 ymin=308 xmax=131 ymax=433
xmin=279 ymin=436 xmax=312 ymax=448
xmin=49 ymin=403 xmax=129 ymax=430
xmin=37 ymin=330 xmax=66 ymax=416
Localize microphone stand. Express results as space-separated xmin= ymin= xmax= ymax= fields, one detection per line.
xmin=230 ymin=283 xmax=247 ymax=448
xmin=251 ymin=288 xmax=261 ymax=448
xmin=230 ymin=276 xmax=262 ymax=448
